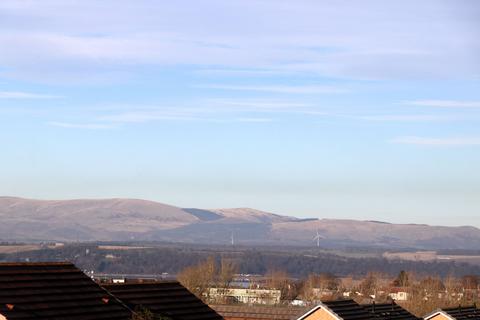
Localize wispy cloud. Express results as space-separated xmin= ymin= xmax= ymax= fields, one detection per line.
xmin=47 ymin=102 xmax=281 ymax=128
xmin=99 ymin=110 xmax=276 ymax=124
xmin=195 ymin=68 xmax=292 ymax=77
xmin=98 ymin=110 xmax=202 ymax=123
xmin=359 ymin=114 xmax=456 ymax=122
xmin=392 ymin=136 xmax=480 ymax=146
xmin=235 ymin=117 xmax=273 ymax=123
xmin=208 ymin=99 xmax=312 ymax=110
xmin=407 ymin=100 xmax=480 ymax=108
xmin=47 ymin=121 xmax=115 ymax=129
xmin=0 ymin=1 xmax=478 ymax=82
xmin=92 ymin=100 xmax=319 ymax=125
xmin=197 ymin=84 xmax=347 ymax=94
xmin=0 ymin=91 xmax=61 ymax=99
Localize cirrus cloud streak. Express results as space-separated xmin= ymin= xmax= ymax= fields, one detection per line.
xmin=392 ymin=136 xmax=480 ymax=146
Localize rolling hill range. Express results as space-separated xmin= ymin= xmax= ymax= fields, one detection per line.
xmin=1 ymin=196 xmax=480 ymax=250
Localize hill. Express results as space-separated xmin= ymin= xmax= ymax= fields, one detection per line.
xmin=1 ymin=196 xmax=480 ymax=250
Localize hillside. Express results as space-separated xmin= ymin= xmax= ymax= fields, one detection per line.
xmin=1 ymin=196 xmax=480 ymax=250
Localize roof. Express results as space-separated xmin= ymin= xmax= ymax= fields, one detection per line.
xmin=426 ymin=306 xmax=480 ymax=320
xmin=211 ymin=304 xmax=307 ymax=320
xmin=0 ymin=262 xmax=132 ymax=320
xmin=103 ymin=281 xmax=223 ymax=320
xmin=362 ymin=302 xmax=419 ymax=320
xmin=322 ymin=300 xmax=373 ymax=320
xmin=298 ymin=299 xmax=373 ymax=320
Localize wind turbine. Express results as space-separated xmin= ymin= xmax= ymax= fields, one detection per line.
xmin=231 ymin=231 xmax=235 ymax=246
xmin=313 ymin=229 xmax=323 ymax=247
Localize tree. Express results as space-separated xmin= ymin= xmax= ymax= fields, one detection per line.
xmin=402 ymin=276 xmax=447 ymax=317
xmin=301 ymin=273 xmax=339 ymax=302
xmin=359 ymin=272 xmax=378 ymax=297
xmin=132 ymin=306 xmax=171 ymax=320
xmin=214 ymin=258 xmax=238 ymax=302
xmin=462 ymin=275 xmax=478 ymax=290
xmin=218 ymin=258 xmax=238 ymax=289
xmin=177 ymin=256 xmax=216 ymax=301
xmin=265 ymin=270 xmax=298 ymax=302
xmin=177 ymin=256 xmax=238 ymax=303
xmin=420 ymin=276 xmax=445 ymax=294
xmin=393 ymin=270 xmax=410 ymax=287
xmin=444 ymin=274 xmax=461 ymax=303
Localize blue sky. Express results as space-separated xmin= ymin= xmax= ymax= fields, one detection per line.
xmin=1 ymin=0 xmax=479 ymax=226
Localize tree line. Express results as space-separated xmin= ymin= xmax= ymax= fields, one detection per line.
xmin=2 ymin=243 xmax=480 ymax=278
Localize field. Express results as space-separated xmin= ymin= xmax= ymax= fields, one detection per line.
xmin=437 ymin=255 xmax=480 ymax=266
xmin=383 ymin=251 xmax=480 ymax=266
xmin=0 ymin=244 xmax=43 ymax=254
xmin=97 ymin=245 xmax=154 ymax=250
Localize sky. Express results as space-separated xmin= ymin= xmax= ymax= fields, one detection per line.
xmin=1 ymin=0 xmax=479 ymax=227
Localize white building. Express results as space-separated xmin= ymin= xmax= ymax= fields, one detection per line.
xmin=209 ymin=288 xmax=282 ymax=305
xmin=388 ymin=290 xmax=409 ymax=301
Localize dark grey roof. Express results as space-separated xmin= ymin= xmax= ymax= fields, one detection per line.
xmin=322 ymin=299 xmax=373 ymax=320
xmin=362 ymin=302 xmax=419 ymax=320
xmin=442 ymin=306 xmax=480 ymax=320
xmin=211 ymin=304 xmax=307 ymax=320
xmin=0 ymin=262 xmax=132 ymax=320
xmin=103 ymin=281 xmax=223 ymax=320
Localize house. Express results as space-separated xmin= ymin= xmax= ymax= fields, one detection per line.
xmin=211 ymin=304 xmax=307 ymax=320
xmin=291 ymin=300 xmax=307 ymax=307
xmin=363 ymin=302 xmax=419 ymax=320
xmin=311 ymin=289 xmax=338 ymax=300
xmin=424 ymin=305 xmax=480 ymax=320
xmin=0 ymin=262 xmax=132 ymax=320
xmin=209 ymin=288 xmax=282 ymax=305
xmin=388 ymin=288 xmax=409 ymax=301
xmin=103 ymin=281 xmax=223 ymax=320
xmin=296 ymin=299 xmax=372 ymax=320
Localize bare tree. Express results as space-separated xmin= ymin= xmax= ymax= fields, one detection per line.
xmin=218 ymin=258 xmax=237 ymax=289
xmin=301 ymin=273 xmax=339 ymax=302
xmin=265 ymin=270 xmax=298 ymax=302
xmin=177 ymin=256 xmax=238 ymax=303
xmin=132 ymin=306 xmax=171 ymax=320
xmin=401 ymin=276 xmax=447 ymax=317
xmin=359 ymin=272 xmax=378 ymax=297
xmin=443 ymin=274 xmax=462 ymax=303
xmin=393 ymin=270 xmax=410 ymax=287
xmin=462 ymin=275 xmax=478 ymax=290
xmin=177 ymin=256 xmax=216 ymax=301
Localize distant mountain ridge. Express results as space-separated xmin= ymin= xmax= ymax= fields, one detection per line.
xmin=1 ymin=196 xmax=480 ymax=250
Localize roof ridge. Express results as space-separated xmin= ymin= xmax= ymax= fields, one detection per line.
xmin=103 ymin=280 xmax=181 ymax=286
xmin=0 ymin=261 xmax=75 ymax=266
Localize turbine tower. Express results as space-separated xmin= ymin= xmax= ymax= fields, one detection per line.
xmin=313 ymin=229 xmax=322 ymax=247
xmin=231 ymin=231 xmax=235 ymax=246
